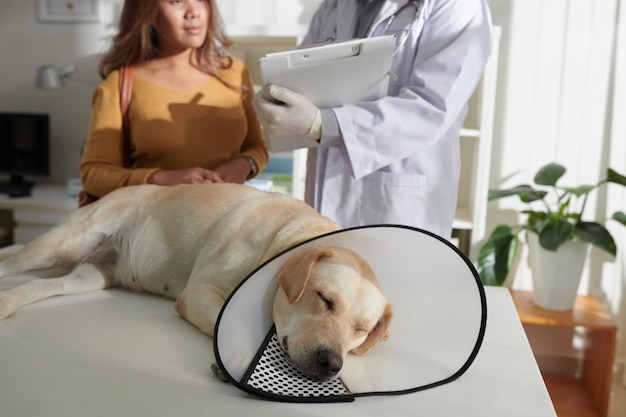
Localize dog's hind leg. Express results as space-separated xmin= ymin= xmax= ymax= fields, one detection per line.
xmin=0 ymin=215 xmax=110 ymax=280
xmin=0 ymin=262 xmax=114 ymax=320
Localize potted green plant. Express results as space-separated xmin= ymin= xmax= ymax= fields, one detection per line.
xmin=477 ymin=163 xmax=626 ymax=310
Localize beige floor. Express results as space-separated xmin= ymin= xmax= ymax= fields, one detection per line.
xmin=609 ymin=369 xmax=625 ymax=417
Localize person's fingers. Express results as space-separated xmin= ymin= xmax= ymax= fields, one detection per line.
xmin=267 ymin=84 xmax=300 ymax=105
xmin=201 ymin=169 xmax=223 ymax=183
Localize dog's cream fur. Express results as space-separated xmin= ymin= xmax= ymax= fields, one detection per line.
xmin=0 ymin=184 xmax=391 ymax=381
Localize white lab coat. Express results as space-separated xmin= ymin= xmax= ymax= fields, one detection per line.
xmin=302 ymin=0 xmax=492 ymax=238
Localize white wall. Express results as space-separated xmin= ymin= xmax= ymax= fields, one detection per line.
xmin=0 ymin=1 xmax=123 ymax=183
xmin=215 ymin=0 xmax=319 ymax=36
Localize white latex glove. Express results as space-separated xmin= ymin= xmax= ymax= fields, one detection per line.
xmin=252 ymin=84 xmax=322 ymax=139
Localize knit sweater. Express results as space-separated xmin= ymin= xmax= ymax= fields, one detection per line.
xmin=79 ymin=58 xmax=268 ymax=198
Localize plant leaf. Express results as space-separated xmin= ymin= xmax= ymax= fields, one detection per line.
xmin=477 ymin=225 xmax=519 ymax=286
xmin=488 ymin=185 xmax=547 ymax=203
xmin=489 ymin=185 xmax=532 ymax=200
xmin=607 ymin=168 xmax=626 ymax=186
xmin=538 ymin=220 xmax=574 ymax=251
xmin=566 ymin=212 xmax=581 ymax=222
xmin=558 ymin=198 xmax=570 ymax=216
xmin=525 ymin=211 xmax=549 ymax=234
xmin=561 ymin=185 xmax=594 ymax=198
xmin=613 ymin=211 xmax=626 ymax=226
xmin=518 ymin=190 xmax=548 ymax=203
xmin=575 ymin=221 xmax=617 ymax=256
xmin=535 ymin=163 xmax=566 ymax=186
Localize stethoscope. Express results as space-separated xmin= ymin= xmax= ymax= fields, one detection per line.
xmin=325 ymin=0 xmax=424 ymax=55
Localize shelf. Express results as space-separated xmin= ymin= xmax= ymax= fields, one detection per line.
xmin=0 ymin=184 xmax=76 ymax=214
xmin=452 ymin=207 xmax=472 ymax=230
xmin=452 ymin=27 xmax=501 ymax=261
xmin=226 ymin=25 xmax=309 ymax=38
xmin=459 ymin=127 xmax=480 ymax=138
xmin=230 ymin=36 xmax=299 ymax=99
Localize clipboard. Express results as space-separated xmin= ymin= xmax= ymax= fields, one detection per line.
xmin=259 ymin=35 xmax=396 ymax=152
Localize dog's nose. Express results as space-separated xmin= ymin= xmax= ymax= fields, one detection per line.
xmin=316 ymin=348 xmax=343 ymax=378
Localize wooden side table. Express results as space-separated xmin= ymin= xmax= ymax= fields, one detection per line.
xmin=510 ymin=290 xmax=617 ymax=417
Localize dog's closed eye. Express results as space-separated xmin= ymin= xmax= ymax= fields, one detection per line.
xmin=316 ymin=291 xmax=334 ymax=310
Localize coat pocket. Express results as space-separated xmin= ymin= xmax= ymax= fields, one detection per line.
xmin=361 ymin=171 xmax=427 ymax=227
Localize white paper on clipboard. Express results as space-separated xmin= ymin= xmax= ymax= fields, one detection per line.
xmin=259 ymin=35 xmax=396 ymax=152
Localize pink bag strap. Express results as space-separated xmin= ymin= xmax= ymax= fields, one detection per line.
xmin=77 ymin=66 xmax=134 ymax=208
xmin=118 ymin=66 xmax=133 ymax=167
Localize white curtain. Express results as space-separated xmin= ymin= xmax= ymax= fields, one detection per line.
xmin=487 ymin=0 xmax=625 ymax=369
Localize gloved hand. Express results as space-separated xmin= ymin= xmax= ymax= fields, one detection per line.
xmin=252 ymin=84 xmax=322 ymax=139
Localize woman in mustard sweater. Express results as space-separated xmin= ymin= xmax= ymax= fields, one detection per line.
xmin=79 ymin=0 xmax=268 ymax=199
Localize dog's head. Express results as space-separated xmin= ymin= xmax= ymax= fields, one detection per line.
xmin=273 ymin=247 xmax=392 ymax=382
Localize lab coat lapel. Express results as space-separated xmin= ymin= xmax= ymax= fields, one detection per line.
xmin=369 ymin=0 xmax=404 ymax=36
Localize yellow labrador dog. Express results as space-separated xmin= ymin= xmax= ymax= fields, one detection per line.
xmin=0 ymin=184 xmax=392 ymax=382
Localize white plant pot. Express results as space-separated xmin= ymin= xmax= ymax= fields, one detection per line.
xmin=527 ymin=232 xmax=590 ymax=311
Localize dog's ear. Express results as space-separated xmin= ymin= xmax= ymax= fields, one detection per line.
xmin=350 ymin=303 xmax=393 ymax=355
xmin=276 ymin=249 xmax=334 ymax=304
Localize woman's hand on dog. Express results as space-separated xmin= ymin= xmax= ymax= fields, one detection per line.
xmin=212 ymin=157 xmax=254 ymax=184
xmin=148 ymin=167 xmax=224 ymax=185
xmin=147 ymin=156 xmax=253 ymax=186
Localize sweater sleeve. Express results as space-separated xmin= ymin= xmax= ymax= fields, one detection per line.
xmin=79 ymin=72 xmax=158 ymax=198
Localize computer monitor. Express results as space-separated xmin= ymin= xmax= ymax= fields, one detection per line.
xmin=0 ymin=112 xmax=50 ymax=197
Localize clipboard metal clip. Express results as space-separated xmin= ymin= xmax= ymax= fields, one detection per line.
xmin=290 ymin=43 xmax=362 ymax=66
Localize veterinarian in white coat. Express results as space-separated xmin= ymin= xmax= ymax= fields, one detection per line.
xmin=253 ymin=0 xmax=493 ymax=239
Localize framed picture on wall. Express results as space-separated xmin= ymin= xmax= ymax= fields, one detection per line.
xmin=38 ymin=0 xmax=100 ymax=23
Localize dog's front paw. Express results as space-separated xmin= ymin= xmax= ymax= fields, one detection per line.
xmin=210 ymin=363 xmax=228 ymax=383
